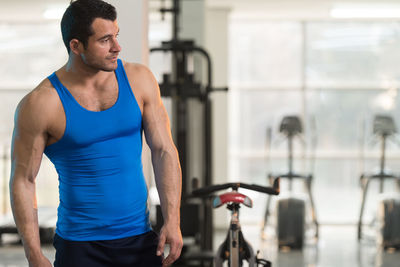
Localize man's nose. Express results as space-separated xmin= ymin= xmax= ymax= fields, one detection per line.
xmin=111 ymin=38 xmax=121 ymax=52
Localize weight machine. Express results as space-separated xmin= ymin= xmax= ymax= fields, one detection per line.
xmin=150 ymin=0 xmax=228 ymax=264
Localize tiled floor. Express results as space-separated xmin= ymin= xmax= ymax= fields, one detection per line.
xmin=224 ymin=224 xmax=400 ymax=267
xmin=0 ymin=225 xmax=399 ymax=267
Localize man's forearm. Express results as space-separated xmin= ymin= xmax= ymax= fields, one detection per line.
xmin=152 ymin=148 xmax=182 ymax=225
xmin=10 ymin=177 xmax=43 ymax=261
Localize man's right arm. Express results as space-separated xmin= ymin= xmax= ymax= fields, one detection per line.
xmin=9 ymin=86 xmax=53 ymax=267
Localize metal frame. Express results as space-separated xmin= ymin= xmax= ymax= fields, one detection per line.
xmin=263 ymin=116 xmax=319 ymax=243
xmin=357 ymin=115 xmax=400 ymax=241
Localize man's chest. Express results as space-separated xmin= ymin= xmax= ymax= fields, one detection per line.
xmin=71 ymin=85 xmax=119 ymax=112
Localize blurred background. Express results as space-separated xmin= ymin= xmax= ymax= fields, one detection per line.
xmin=2 ymin=0 xmax=400 ymax=266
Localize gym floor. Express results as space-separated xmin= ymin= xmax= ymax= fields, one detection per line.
xmin=1 ymin=225 xmax=399 ymax=267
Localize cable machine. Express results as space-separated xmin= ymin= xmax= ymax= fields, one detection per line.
xmin=150 ymin=0 xmax=228 ymax=259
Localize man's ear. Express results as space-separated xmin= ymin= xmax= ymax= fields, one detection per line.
xmin=69 ymin=38 xmax=83 ymax=55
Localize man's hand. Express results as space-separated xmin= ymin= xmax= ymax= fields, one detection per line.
xmin=28 ymin=254 xmax=52 ymax=267
xmin=156 ymin=223 xmax=183 ymax=267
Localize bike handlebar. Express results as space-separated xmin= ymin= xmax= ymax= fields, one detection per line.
xmin=192 ymin=177 xmax=280 ymax=197
xmin=275 ymin=173 xmax=311 ymax=179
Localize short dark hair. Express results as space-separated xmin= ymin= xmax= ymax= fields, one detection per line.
xmin=61 ymin=0 xmax=117 ymax=53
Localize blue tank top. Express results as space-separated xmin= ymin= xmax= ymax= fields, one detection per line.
xmin=44 ymin=59 xmax=151 ymax=241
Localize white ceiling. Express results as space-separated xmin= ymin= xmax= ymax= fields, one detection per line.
xmin=207 ymin=0 xmax=400 ymax=20
xmin=1 ymin=0 xmax=400 ymax=21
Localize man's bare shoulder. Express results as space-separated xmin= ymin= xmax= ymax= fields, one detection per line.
xmin=121 ymin=60 xmax=160 ymax=99
xmin=16 ymin=78 xmax=60 ymax=127
xmin=32 ymin=78 xmax=57 ymax=97
xmin=121 ymin=60 xmax=153 ymax=79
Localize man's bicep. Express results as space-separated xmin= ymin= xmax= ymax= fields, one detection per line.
xmin=139 ymin=67 xmax=175 ymax=152
xmin=11 ymin=98 xmax=48 ymax=183
xmin=143 ymin=100 xmax=174 ymax=152
xmin=11 ymin=129 xmax=46 ymax=182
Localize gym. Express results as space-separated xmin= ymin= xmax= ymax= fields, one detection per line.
xmin=1 ymin=0 xmax=400 ymax=266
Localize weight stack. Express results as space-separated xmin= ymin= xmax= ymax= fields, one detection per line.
xmin=277 ymin=197 xmax=305 ymax=249
xmin=379 ymin=197 xmax=400 ymax=249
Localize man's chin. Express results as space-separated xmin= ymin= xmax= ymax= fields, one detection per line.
xmin=102 ymin=67 xmax=117 ymax=72
xmin=101 ymin=62 xmax=118 ymax=72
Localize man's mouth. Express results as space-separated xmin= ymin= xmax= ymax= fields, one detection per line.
xmin=108 ymin=55 xmax=119 ymax=60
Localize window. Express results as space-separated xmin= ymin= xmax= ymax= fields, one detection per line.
xmin=229 ymin=19 xmax=400 ymax=224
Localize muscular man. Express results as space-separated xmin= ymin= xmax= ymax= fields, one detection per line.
xmin=9 ymin=0 xmax=183 ymax=266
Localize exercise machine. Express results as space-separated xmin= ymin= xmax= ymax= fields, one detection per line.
xmin=0 ymin=207 xmax=56 ymax=245
xmin=262 ymin=116 xmax=319 ymax=249
xmin=150 ymin=0 xmax=228 ymax=264
xmin=193 ymin=178 xmax=280 ymax=267
xmin=358 ymin=114 xmax=400 ymax=249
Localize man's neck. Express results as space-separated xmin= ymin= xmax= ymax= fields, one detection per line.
xmin=61 ymin=56 xmax=113 ymax=88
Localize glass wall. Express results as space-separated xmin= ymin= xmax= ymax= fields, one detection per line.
xmin=229 ymin=19 xmax=400 ymax=224
xmin=0 ymin=22 xmax=67 ymax=90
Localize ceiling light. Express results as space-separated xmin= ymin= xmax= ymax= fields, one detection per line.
xmin=331 ymin=4 xmax=400 ymax=18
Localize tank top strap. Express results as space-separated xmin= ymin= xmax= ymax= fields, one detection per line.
xmin=47 ymin=72 xmax=75 ymax=112
xmin=115 ymin=59 xmax=136 ymax=101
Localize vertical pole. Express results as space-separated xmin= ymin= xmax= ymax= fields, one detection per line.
xmin=301 ymin=21 xmax=307 ymax=174
xmin=358 ymin=176 xmax=370 ymax=240
xmin=176 ymin=98 xmax=188 ymax=197
xmin=2 ymin=146 xmax=7 ymax=215
xmin=288 ymin=135 xmax=293 ymax=192
xmin=203 ymin=96 xmax=213 ymax=250
xmin=380 ymin=136 xmax=386 ymax=193
xmin=173 ymin=0 xmax=179 ymax=41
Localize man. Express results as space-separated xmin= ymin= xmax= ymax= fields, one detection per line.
xmin=9 ymin=0 xmax=183 ymax=266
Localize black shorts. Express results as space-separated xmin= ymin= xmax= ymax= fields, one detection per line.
xmin=53 ymin=231 xmax=163 ymax=267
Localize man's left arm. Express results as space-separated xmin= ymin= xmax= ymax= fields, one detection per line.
xmin=132 ymin=64 xmax=183 ymax=266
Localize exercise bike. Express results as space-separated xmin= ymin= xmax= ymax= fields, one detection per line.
xmin=192 ymin=178 xmax=280 ymax=267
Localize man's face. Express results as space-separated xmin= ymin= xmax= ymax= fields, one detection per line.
xmin=80 ymin=18 xmax=121 ymax=72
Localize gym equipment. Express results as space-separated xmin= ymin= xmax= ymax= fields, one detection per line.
xmin=358 ymin=114 xmax=400 ymax=249
xmin=263 ymin=116 xmax=319 ymax=249
xmin=192 ymin=178 xmax=280 ymax=267
xmin=150 ymin=0 xmax=228 ymax=263
xmin=379 ymin=197 xmax=400 ymax=249
xmin=0 ymin=207 xmax=56 ymax=245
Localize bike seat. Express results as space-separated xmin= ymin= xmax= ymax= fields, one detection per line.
xmin=213 ymin=192 xmax=253 ymax=208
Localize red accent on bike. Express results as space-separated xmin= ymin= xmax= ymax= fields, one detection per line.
xmin=213 ymin=192 xmax=253 ymax=208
